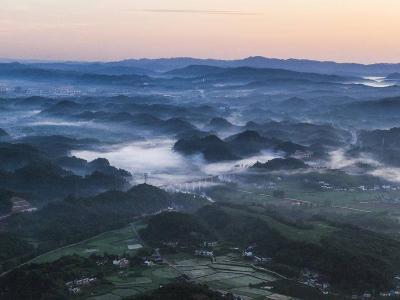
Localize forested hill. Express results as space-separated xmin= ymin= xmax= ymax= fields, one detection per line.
xmin=0 ymin=185 xmax=207 ymax=273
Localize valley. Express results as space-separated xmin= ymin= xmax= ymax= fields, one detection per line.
xmin=1 ymin=57 xmax=400 ymax=299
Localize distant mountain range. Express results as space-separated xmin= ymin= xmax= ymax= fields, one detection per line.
xmin=116 ymin=56 xmax=400 ymax=76
xmin=3 ymin=56 xmax=399 ymax=76
xmin=165 ymin=65 xmax=354 ymax=83
xmin=0 ymin=62 xmax=149 ymax=85
xmin=0 ymin=61 xmax=358 ymax=86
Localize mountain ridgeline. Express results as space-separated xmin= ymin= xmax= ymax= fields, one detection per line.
xmin=174 ymin=130 xmax=310 ymax=162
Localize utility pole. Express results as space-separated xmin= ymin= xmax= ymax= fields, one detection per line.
xmin=144 ymin=173 xmax=148 ymax=184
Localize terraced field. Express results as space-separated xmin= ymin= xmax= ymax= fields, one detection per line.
xmin=166 ymin=253 xmax=295 ymax=300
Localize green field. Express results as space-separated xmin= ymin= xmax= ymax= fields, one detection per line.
xmin=276 ymin=179 xmax=400 ymax=211
xmin=32 ymin=223 xmax=144 ymax=264
xmin=73 ymin=262 xmax=182 ymax=300
xmin=163 ymin=253 xmax=295 ymax=300
xmin=90 ymin=265 xmax=181 ymax=300
xmin=210 ymin=180 xmax=400 ymax=215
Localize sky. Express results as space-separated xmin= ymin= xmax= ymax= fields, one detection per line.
xmin=0 ymin=0 xmax=399 ymax=63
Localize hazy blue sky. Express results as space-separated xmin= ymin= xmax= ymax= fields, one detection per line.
xmin=1 ymin=0 xmax=399 ymax=63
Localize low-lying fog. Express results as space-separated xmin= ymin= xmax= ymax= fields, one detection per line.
xmin=360 ymin=76 xmax=396 ymax=88
xmin=0 ymin=110 xmax=41 ymax=134
xmin=329 ymin=149 xmax=400 ymax=183
xmin=72 ymin=139 xmax=280 ymax=186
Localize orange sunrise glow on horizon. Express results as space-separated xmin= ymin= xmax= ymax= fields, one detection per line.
xmin=1 ymin=0 xmax=399 ymax=63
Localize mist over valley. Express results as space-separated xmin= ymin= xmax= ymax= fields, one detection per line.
xmin=2 ymin=57 xmax=400 ymax=299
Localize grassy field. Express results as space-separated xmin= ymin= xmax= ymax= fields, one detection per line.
xmin=89 ymin=265 xmax=180 ymax=300
xmin=79 ymin=263 xmax=181 ymax=300
xmin=278 ymin=180 xmax=400 ymax=210
xmin=32 ymin=223 xmax=144 ymax=264
xmin=209 ymin=180 xmax=400 ymax=215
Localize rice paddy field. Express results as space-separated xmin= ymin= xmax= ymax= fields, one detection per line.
xmin=80 ymin=252 xmax=295 ymax=300
xmin=86 ymin=265 xmax=181 ymax=300
xmin=165 ymin=253 xmax=294 ymax=300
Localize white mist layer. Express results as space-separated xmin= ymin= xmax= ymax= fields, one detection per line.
xmin=328 ymin=149 xmax=400 ymax=183
xmin=359 ymin=76 xmax=396 ymax=88
xmin=328 ymin=149 xmax=380 ymax=169
xmin=72 ymin=139 xmax=199 ymax=186
xmin=72 ymin=139 xmax=280 ymax=186
xmin=202 ymin=151 xmax=280 ymax=175
xmin=29 ymin=120 xmax=92 ymax=127
xmin=370 ymin=168 xmax=400 ymax=183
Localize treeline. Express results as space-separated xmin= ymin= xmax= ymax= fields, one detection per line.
xmin=130 ymin=283 xmax=235 ymax=300
xmin=1 ymin=185 xmax=206 ymax=272
xmin=140 ymin=211 xmax=216 ymax=246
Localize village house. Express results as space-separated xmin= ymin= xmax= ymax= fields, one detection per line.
xmin=151 ymin=248 xmax=163 ymax=263
xmin=144 ymin=260 xmax=155 ymax=267
xmin=66 ymin=277 xmax=97 ymax=288
xmin=65 ymin=277 xmax=97 ymax=295
xmin=243 ymin=245 xmax=256 ymax=258
xmin=362 ymin=292 xmax=372 ymax=299
xmin=113 ymin=258 xmax=129 ymax=268
xmin=243 ymin=250 xmax=253 ymax=258
xmin=293 ymin=150 xmax=313 ymax=159
xmin=68 ymin=287 xmax=81 ymax=295
xmin=203 ymin=241 xmax=218 ymax=248
xmin=253 ymin=256 xmax=272 ymax=264
xmin=195 ymin=250 xmax=214 ymax=257
xmin=163 ymin=241 xmax=179 ymax=248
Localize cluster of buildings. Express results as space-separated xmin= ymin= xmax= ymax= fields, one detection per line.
xmin=242 ymin=245 xmax=271 ymax=265
xmin=11 ymin=197 xmax=37 ymax=214
xmin=299 ymin=269 xmax=330 ymax=295
xmin=95 ymin=258 xmax=108 ymax=266
xmin=65 ymin=277 xmax=97 ymax=295
xmin=112 ymin=258 xmax=129 ymax=268
xmin=318 ymin=181 xmax=400 ymax=193
xmin=371 ymin=277 xmax=400 ymax=298
xmin=194 ymin=241 xmax=219 ymax=259
xmin=194 ymin=250 xmax=214 ymax=257
xmin=293 ymin=150 xmax=313 ymax=160
xmin=1 ymin=197 xmax=38 ymax=223
xmin=377 ymin=290 xmax=400 ymax=297
xmin=162 ymin=241 xmax=179 ymax=248
xmin=381 ymin=185 xmax=400 ymax=191
xmin=242 ymin=246 xmax=255 ymax=258
xmin=203 ymin=241 xmax=218 ymax=248
xmin=141 ymin=248 xmax=163 ymax=267
xmin=351 ymin=291 xmax=391 ymax=299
